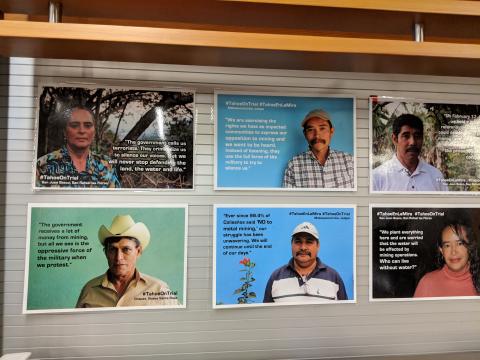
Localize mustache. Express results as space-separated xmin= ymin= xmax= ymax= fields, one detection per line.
xmin=309 ymin=138 xmax=327 ymax=146
xmin=296 ymin=251 xmax=312 ymax=257
xmin=406 ymin=146 xmax=420 ymax=153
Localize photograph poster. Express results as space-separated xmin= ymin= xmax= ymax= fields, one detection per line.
xmin=371 ymin=205 xmax=480 ymax=301
xmin=24 ymin=204 xmax=187 ymax=313
xmin=214 ymin=205 xmax=355 ymax=308
xmin=216 ymin=92 xmax=355 ymax=190
xmin=34 ymin=84 xmax=195 ymax=190
xmin=371 ymin=96 xmax=480 ymax=193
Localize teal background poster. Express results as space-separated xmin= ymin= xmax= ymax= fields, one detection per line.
xmin=25 ymin=204 xmax=187 ymax=312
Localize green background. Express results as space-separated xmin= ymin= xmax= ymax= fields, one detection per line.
xmin=27 ymin=205 xmax=186 ymax=311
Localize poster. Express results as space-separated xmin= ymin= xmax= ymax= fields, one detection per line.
xmin=214 ymin=205 xmax=356 ymax=308
xmin=370 ymin=96 xmax=480 ymax=193
xmin=370 ymin=205 xmax=480 ymax=301
xmin=215 ymin=92 xmax=356 ymax=190
xmin=34 ymin=84 xmax=195 ymax=190
xmin=24 ymin=204 xmax=187 ymax=313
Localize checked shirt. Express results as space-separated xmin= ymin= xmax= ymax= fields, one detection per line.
xmin=282 ymin=148 xmax=354 ymax=188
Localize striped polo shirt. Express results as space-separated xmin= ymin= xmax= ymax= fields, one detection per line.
xmin=263 ymin=258 xmax=347 ymax=303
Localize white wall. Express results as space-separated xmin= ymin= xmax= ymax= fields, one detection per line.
xmin=2 ymin=57 xmax=480 ymax=360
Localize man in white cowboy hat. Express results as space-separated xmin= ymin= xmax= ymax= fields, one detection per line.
xmin=263 ymin=221 xmax=347 ymax=303
xmin=76 ymin=215 xmax=179 ymax=308
xmin=282 ymin=108 xmax=354 ymax=188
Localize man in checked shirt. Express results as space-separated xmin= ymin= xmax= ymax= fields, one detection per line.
xmin=282 ymin=108 xmax=354 ymax=188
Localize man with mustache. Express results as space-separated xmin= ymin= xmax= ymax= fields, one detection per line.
xmin=372 ymin=113 xmax=448 ymax=191
xmin=76 ymin=215 xmax=179 ymax=308
xmin=263 ymin=222 xmax=347 ymax=303
xmin=282 ymin=108 xmax=354 ymax=188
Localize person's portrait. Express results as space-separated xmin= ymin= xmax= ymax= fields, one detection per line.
xmin=34 ymin=85 xmax=195 ymax=190
xmin=23 ymin=205 xmax=187 ymax=313
xmin=414 ymin=219 xmax=480 ymax=298
xmin=371 ymin=97 xmax=480 ymax=193
xmin=214 ymin=205 xmax=355 ymax=308
xmin=36 ymin=105 xmax=120 ymax=188
xmin=283 ymin=109 xmax=354 ymax=189
xmin=372 ymin=113 xmax=447 ymax=192
xmin=263 ymin=221 xmax=347 ymax=303
xmin=76 ymin=214 xmax=179 ymax=308
xmin=371 ymin=206 xmax=480 ymax=301
xmin=215 ymin=92 xmax=355 ymax=190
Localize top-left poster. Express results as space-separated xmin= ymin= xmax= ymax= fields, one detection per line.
xmin=33 ymin=84 xmax=195 ymax=190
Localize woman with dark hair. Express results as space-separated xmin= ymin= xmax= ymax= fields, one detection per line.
xmin=36 ymin=105 xmax=119 ymax=188
xmin=414 ymin=220 xmax=480 ymax=297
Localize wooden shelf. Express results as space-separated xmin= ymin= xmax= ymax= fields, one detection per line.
xmin=2 ymin=0 xmax=479 ymax=19
xmin=2 ymin=20 xmax=480 ymax=58
xmin=1 ymin=0 xmax=480 ymax=77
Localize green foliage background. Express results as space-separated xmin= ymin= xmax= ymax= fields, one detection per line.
xmin=371 ymin=99 xmax=480 ymax=191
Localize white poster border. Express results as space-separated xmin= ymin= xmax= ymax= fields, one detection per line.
xmin=32 ymin=80 xmax=197 ymax=192
xmin=213 ymin=203 xmax=357 ymax=309
xmin=214 ymin=90 xmax=357 ymax=191
xmin=369 ymin=96 xmax=480 ymax=195
xmin=369 ymin=203 xmax=480 ymax=302
xmin=23 ymin=202 xmax=188 ymax=314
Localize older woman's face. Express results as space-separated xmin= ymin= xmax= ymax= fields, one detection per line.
xmin=65 ymin=108 xmax=95 ymax=151
xmin=439 ymin=225 xmax=470 ymax=273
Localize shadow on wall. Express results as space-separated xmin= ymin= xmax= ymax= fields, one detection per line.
xmin=0 ymin=56 xmax=8 ymax=354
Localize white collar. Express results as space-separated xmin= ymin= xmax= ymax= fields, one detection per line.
xmin=391 ymin=154 xmax=426 ymax=176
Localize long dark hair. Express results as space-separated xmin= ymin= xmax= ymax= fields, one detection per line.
xmin=436 ymin=220 xmax=480 ymax=293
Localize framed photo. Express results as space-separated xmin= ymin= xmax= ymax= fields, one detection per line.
xmin=214 ymin=204 xmax=356 ymax=308
xmin=34 ymin=83 xmax=195 ymax=190
xmin=215 ymin=91 xmax=356 ymax=190
xmin=370 ymin=96 xmax=480 ymax=193
xmin=24 ymin=203 xmax=188 ymax=313
xmin=370 ymin=205 xmax=480 ymax=301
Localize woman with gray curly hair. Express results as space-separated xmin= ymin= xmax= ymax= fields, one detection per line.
xmin=36 ymin=105 xmax=119 ymax=188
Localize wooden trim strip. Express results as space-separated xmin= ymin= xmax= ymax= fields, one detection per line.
xmin=221 ymin=0 xmax=480 ymax=16
xmin=1 ymin=20 xmax=480 ymax=59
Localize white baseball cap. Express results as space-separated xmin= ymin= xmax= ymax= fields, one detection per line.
xmin=291 ymin=222 xmax=319 ymax=240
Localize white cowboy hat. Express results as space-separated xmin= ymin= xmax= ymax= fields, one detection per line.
xmin=98 ymin=215 xmax=150 ymax=250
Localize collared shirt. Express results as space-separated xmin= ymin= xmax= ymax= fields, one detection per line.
xmin=36 ymin=146 xmax=120 ymax=188
xmin=76 ymin=270 xmax=180 ymax=308
xmin=414 ymin=265 xmax=477 ymax=298
xmin=263 ymin=258 xmax=348 ymax=303
xmin=372 ymin=154 xmax=448 ymax=191
xmin=282 ymin=148 xmax=354 ymax=188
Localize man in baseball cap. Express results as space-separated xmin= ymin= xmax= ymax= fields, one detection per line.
xmin=263 ymin=221 xmax=347 ymax=303
xmin=282 ymin=108 xmax=354 ymax=188
xmin=76 ymin=215 xmax=179 ymax=308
